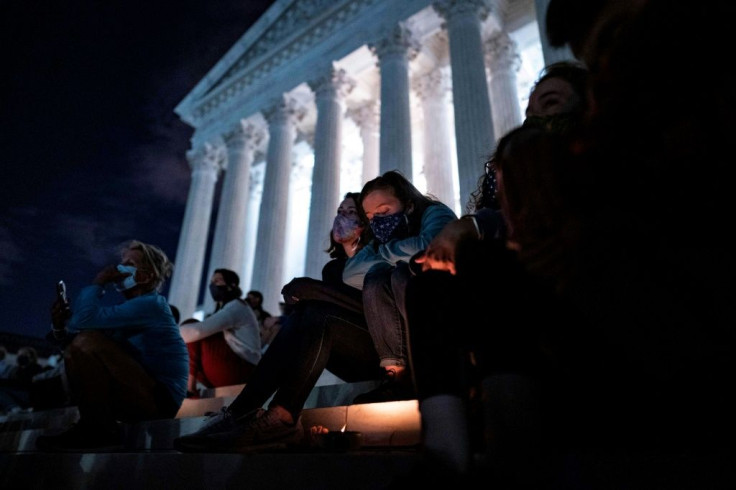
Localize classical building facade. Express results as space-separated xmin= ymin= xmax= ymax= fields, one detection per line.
xmin=169 ymin=0 xmax=573 ymax=318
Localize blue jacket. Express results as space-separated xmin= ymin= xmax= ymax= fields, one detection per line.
xmin=342 ymin=202 xmax=458 ymax=289
xmin=68 ymin=285 xmax=188 ymax=409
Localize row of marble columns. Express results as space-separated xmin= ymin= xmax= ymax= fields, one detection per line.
xmin=169 ymin=0 xmax=574 ymax=319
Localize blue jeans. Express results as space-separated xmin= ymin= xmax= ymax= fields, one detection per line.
xmin=227 ymin=300 xmax=381 ymax=420
xmin=362 ymin=262 xmax=412 ymax=368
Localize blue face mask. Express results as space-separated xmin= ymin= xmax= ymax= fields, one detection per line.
xmin=115 ymin=264 xmax=138 ymax=292
xmin=370 ymin=212 xmax=408 ymax=244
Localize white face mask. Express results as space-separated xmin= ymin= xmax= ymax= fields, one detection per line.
xmin=115 ymin=264 xmax=138 ymax=291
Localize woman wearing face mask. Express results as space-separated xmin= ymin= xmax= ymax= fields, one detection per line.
xmin=174 ymin=192 xmax=384 ymax=453
xmin=346 ymin=171 xmax=458 ymax=404
xmin=179 ymin=268 xmax=261 ymax=396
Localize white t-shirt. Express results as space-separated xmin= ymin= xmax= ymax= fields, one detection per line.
xmin=179 ymin=299 xmax=262 ymax=366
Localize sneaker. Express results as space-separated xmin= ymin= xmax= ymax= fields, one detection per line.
xmin=174 ymin=407 xmax=262 ymax=451
xmin=35 ymin=421 xmax=124 ymax=452
xmin=175 ymin=408 xmax=303 ymax=452
xmin=202 ymin=406 xmax=258 ymax=436
xmin=352 ymin=369 xmax=415 ymax=404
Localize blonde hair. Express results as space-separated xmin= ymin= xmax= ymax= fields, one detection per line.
xmin=122 ymin=240 xmax=173 ymax=292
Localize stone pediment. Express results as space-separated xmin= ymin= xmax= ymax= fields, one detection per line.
xmin=176 ymin=0 xmax=379 ymax=126
xmin=212 ymin=0 xmax=342 ymax=93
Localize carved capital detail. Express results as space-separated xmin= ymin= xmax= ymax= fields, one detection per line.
xmin=186 ymin=142 xmax=221 ymax=174
xmin=369 ymin=23 xmax=420 ymax=61
xmin=262 ymin=95 xmax=306 ymax=126
xmin=223 ymin=119 xmax=266 ymax=152
xmin=412 ymin=68 xmax=450 ymax=101
xmin=347 ymin=101 xmax=379 ymax=131
xmin=484 ymin=32 xmax=521 ymax=73
xmin=308 ymin=65 xmax=356 ymax=100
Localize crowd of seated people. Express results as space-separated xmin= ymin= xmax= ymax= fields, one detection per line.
xmin=26 ymin=2 xmax=735 ymax=488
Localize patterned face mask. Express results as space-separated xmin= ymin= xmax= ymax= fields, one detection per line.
xmin=332 ymin=214 xmax=362 ymax=243
xmin=114 ymin=264 xmax=137 ymax=292
xmin=369 ymin=212 xmax=408 ymax=244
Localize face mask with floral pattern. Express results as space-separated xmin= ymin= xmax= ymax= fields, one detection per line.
xmin=332 ymin=214 xmax=362 ymax=243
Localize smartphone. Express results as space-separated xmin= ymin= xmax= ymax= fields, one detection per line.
xmin=57 ymin=280 xmax=68 ymax=306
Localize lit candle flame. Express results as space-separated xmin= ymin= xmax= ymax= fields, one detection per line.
xmin=340 ymin=424 xmax=346 ymax=432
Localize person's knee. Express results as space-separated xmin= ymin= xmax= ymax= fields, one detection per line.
xmin=66 ymin=331 xmax=105 ymax=358
xmin=364 ymin=267 xmax=393 ymax=298
xmin=389 ymin=263 xmax=411 ymax=293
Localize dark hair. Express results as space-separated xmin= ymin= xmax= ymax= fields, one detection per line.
xmin=213 ymin=268 xmax=242 ymax=298
xmin=531 ymin=60 xmax=589 ymax=111
xmin=359 ymin=170 xmax=442 ymax=240
xmin=466 ymin=161 xmax=499 ymax=214
xmin=246 ymin=290 xmax=263 ymax=303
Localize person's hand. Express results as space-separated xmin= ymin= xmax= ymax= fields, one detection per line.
xmin=50 ymin=297 xmax=71 ymax=330
xmin=415 ymin=218 xmax=478 ymax=275
xmin=93 ymin=264 xmax=128 ymax=286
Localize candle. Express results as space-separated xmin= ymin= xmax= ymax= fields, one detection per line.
xmin=314 ymin=430 xmax=363 ymax=452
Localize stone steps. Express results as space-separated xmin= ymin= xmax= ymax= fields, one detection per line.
xmin=0 ymin=379 xmax=425 ymax=489
xmin=1 ymin=379 xmax=418 ymax=452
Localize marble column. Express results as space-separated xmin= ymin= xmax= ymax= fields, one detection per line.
xmin=433 ymin=0 xmax=496 ymax=207
xmin=348 ymin=101 xmax=380 ymax=185
xmin=243 ymin=163 xmax=265 ymax=291
xmin=167 ymin=142 xmax=220 ymax=321
xmin=485 ymin=31 xmax=523 ymax=139
xmin=202 ymin=120 xmax=264 ymax=314
xmin=533 ymin=0 xmax=575 ymax=65
xmin=413 ymin=67 xmax=457 ymax=211
xmin=370 ymin=23 xmax=418 ymax=178
xmin=304 ymin=66 xmax=354 ymax=279
xmin=250 ymin=97 xmax=300 ymax=315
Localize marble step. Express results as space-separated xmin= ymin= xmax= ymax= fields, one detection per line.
xmin=0 ymin=450 xmax=424 ymax=489
xmin=1 ymin=399 xmax=420 ymax=453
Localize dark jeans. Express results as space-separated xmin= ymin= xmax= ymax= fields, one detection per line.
xmin=228 ymin=300 xmax=381 ymax=420
xmin=362 ymin=262 xmax=412 ymax=368
xmin=64 ymin=331 xmax=179 ymax=425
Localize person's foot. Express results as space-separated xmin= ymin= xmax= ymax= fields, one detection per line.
xmin=174 ymin=407 xmax=303 ymax=452
xmin=198 ymin=406 xmax=257 ymax=437
xmin=352 ymin=369 xmax=415 ymax=404
xmin=35 ymin=421 xmax=123 ymax=452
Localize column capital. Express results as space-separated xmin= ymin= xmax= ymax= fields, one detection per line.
xmin=307 ymin=65 xmax=356 ymax=100
xmin=223 ymin=119 xmax=266 ymax=152
xmin=484 ymin=31 xmax=521 ymax=73
xmin=261 ymin=95 xmax=306 ymax=126
xmin=412 ymin=67 xmax=451 ymax=101
xmin=432 ymin=0 xmax=491 ymax=22
xmin=347 ymin=101 xmax=379 ymax=132
xmin=369 ymin=23 xmax=420 ymax=61
xmin=186 ymin=142 xmax=221 ymax=174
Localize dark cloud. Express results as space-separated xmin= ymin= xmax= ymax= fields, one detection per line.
xmin=0 ymin=0 xmax=275 ymax=339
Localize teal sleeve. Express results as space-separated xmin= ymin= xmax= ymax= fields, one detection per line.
xmin=377 ymin=203 xmax=458 ymax=263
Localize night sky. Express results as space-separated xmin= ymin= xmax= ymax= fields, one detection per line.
xmin=1 ymin=1 xmax=276 ymax=340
